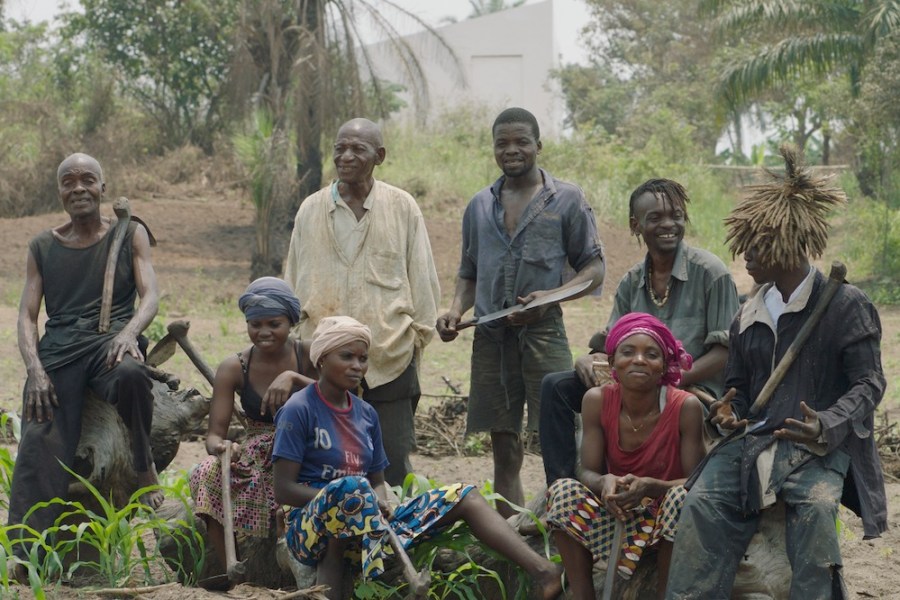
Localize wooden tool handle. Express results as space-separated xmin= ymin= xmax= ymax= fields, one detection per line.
xmin=221 ymin=444 xmax=238 ymax=571
xmin=99 ymin=197 xmax=131 ymax=333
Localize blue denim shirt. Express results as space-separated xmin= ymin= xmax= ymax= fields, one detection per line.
xmin=459 ymin=168 xmax=603 ymax=322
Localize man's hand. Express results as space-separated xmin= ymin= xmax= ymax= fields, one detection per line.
xmin=436 ymin=311 xmax=462 ymax=342
xmin=709 ymin=388 xmax=748 ymax=430
xmin=507 ymin=290 xmax=551 ymax=326
xmin=262 ymin=371 xmax=296 ymax=416
xmin=106 ymin=330 xmax=143 ymax=368
xmin=774 ymin=401 xmax=822 ymax=443
xmin=574 ymin=353 xmax=604 ymax=388
xmin=24 ymin=369 xmax=58 ymax=423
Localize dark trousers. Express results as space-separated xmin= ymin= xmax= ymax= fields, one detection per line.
xmin=538 ymin=369 xmax=587 ymax=486
xmin=7 ymin=348 xmax=154 ymax=555
xmin=361 ymin=359 xmax=420 ymax=488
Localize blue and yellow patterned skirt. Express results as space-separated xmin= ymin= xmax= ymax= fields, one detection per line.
xmin=285 ymin=475 xmax=474 ymax=579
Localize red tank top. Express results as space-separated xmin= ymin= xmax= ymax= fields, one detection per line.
xmin=601 ymin=384 xmax=689 ymax=481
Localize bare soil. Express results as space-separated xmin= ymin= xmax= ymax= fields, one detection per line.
xmin=1 ymin=183 xmax=899 ymax=598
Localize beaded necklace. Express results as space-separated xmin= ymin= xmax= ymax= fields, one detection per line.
xmin=647 ymin=264 xmax=671 ymax=307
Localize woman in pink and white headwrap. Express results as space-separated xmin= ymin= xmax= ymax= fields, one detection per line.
xmin=546 ymin=312 xmax=706 ymax=600
xmin=272 ymin=316 xmax=564 ymax=600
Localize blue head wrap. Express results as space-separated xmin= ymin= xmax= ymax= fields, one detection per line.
xmin=238 ymin=277 xmax=301 ymax=325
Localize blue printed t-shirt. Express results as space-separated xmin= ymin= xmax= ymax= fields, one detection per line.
xmin=273 ymin=384 xmax=389 ymax=488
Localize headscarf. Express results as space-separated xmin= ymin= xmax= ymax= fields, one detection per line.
xmin=605 ymin=312 xmax=693 ymax=387
xmin=309 ymin=316 xmax=372 ymax=367
xmin=238 ymin=277 xmax=301 ymax=325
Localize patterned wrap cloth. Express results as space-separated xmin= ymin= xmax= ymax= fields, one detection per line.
xmin=189 ymin=420 xmax=278 ymax=537
xmin=286 ymin=476 xmax=474 ymax=578
xmin=546 ymin=478 xmax=686 ymax=579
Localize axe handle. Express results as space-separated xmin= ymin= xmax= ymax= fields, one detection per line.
xmin=386 ymin=525 xmax=430 ymax=597
xmin=99 ymin=197 xmax=131 ymax=333
xmin=749 ymin=261 xmax=847 ymax=416
xmin=168 ymin=320 xmax=248 ymax=428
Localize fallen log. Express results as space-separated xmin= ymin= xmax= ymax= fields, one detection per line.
xmin=67 ymin=378 xmax=209 ymax=510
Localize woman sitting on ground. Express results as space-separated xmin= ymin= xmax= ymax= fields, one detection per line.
xmin=272 ymin=315 xmax=563 ymax=600
xmin=189 ymin=277 xmax=317 ymax=582
xmin=546 ymin=312 xmax=705 ymax=599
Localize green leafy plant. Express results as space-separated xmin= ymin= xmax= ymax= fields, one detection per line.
xmin=0 ymin=464 xmax=204 ymax=594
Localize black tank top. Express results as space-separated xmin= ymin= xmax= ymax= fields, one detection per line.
xmin=237 ymin=340 xmax=304 ymax=423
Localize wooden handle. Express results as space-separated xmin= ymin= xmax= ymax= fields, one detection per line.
xmin=221 ymin=444 xmax=238 ymax=571
xmin=99 ymin=197 xmax=131 ymax=333
xmin=749 ymin=261 xmax=847 ymax=415
xmin=386 ymin=525 xmax=430 ymax=596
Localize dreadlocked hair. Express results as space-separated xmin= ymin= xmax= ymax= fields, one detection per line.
xmin=628 ymin=178 xmax=691 ymax=222
xmin=724 ymin=144 xmax=846 ymax=270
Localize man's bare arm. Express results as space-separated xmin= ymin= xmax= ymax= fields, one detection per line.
xmin=18 ymin=249 xmax=56 ymax=422
xmin=435 ymin=277 xmax=476 ymax=342
xmin=107 ymin=224 xmax=160 ymax=366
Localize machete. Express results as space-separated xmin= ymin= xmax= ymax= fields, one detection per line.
xmin=455 ymin=279 xmax=592 ymax=331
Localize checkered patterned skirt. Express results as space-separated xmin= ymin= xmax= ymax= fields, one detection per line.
xmin=546 ymin=477 xmax=686 ymax=579
xmin=189 ymin=420 xmax=277 ymax=538
xmin=286 ymin=475 xmax=474 ymax=579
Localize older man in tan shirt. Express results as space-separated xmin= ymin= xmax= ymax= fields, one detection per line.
xmin=284 ymin=118 xmax=439 ymax=486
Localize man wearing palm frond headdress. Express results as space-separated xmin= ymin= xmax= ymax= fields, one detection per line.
xmin=667 ymin=146 xmax=887 ymax=599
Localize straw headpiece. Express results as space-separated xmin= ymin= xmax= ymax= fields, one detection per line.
xmin=724 ymin=144 xmax=846 ymax=270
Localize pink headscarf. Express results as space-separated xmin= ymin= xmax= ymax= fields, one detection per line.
xmin=604 ymin=312 xmax=693 ymax=387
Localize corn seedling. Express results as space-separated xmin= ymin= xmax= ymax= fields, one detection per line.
xmin=0 ymin=463 xmax=204 ymax=592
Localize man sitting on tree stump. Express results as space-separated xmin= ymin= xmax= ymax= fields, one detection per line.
xmin=666 ymin=146 xmax=888 ymax=598
xmin=7 ymin=153 xmax=162 ymax=581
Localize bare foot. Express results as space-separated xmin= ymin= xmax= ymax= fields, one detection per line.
xmin=137 ymin=465 xmax=165 ymax=509
xmin=535 ymin=561 xmax=564 ymax=600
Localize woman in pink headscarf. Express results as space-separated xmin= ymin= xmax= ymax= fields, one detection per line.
xmin=546 ymin=312 xmax=705 ymax=599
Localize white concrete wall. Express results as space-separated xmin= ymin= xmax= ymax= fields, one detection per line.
xmin=366 ymin=0 xmax=563 ymax=138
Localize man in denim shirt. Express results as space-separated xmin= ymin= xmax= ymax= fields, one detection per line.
xmin=436 ymin=108 xmax=604 ymax=517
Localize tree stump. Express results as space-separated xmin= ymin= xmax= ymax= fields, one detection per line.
xmin=67 ymin=378 xmax=209 ymax=511
xmin=156 ymin=497 xmax=299 ymax=589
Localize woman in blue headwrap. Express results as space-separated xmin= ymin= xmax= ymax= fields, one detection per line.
xmin=190 ymin=277 xmax=317 ymax=586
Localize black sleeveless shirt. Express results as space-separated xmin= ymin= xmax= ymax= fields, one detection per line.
xmin=237 ymin=340 xmax=304 ymax=423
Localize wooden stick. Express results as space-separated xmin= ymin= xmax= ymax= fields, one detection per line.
xmin=602 ymin=518 xmax=625 ymax=600
xmin=99 ymin=197 xmax=131 ymax=333
xmin=386 ymin=525 xmax=430 ymax=598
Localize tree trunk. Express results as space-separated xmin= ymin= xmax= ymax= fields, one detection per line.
xmin=69 ymin=377 xmax=209 ymax=510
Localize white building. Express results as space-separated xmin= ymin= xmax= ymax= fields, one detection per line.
xmin=368 ymin=0 xmax=564 ymax=138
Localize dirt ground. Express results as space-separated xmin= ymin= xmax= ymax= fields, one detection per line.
xmin=1 ymin=185 xmax=899 ymax=598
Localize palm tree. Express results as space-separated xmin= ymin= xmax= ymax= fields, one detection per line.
xmin=468 ymin=0 xmax=526 ymax=18
xmin=234 ymin=0 xmax=459 ymax=275
xmin=703 ymin=0 xmax=900 ymax=103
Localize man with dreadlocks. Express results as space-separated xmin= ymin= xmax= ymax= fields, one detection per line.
xmin=666 ymin=146 xmax=887 ymax=599
xmin=539 ymin=178 xmax=740 ymax=486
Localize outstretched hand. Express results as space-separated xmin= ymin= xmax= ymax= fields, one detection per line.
xmin=774 ymin=401 xmax=822 ymax=443
xmin=709 ymin=388 xmax=748 ymax=430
